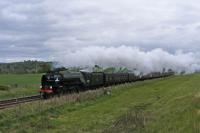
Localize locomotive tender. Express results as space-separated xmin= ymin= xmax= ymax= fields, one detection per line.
xmin=40 ymin=70 xmax=173 ymax=98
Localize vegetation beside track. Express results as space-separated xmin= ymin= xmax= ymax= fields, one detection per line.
xmin=0 ymin=74 xmax=42 ymax=100
xmin=0 ymin=73 xmax=200 ymax=133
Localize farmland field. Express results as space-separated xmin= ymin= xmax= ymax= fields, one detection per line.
xmin=0 ymin=74 xmax=42 ymax=100
xmin=0 ymin=73 xmax=200 ymax=133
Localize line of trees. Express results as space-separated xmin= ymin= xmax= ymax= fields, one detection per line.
xmin=0 ymin=61 xmax=52 ymax=74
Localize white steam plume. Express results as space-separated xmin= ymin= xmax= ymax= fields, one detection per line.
xmin=51 ymin=46 xmax=200 ymax=74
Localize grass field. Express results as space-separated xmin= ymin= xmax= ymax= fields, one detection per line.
xmin=0 ymin=73 xmax=200 ymax=133
xmin=0 ymin=74 xmax=42 ymax=100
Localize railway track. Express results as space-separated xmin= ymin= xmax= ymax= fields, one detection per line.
xmin=0 ymin=95 xmax=41 ymax=109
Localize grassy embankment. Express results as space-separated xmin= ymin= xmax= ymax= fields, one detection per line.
xmin=0 ymin=74 xmax=42 ymax=100
xmin=0 ymin=73 xmax=200 ymax=133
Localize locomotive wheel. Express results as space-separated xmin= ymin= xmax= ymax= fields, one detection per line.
xmin=74 ymin=86 xmax=80 ymax=93
xmin=42 ymin=93 xmax=47 ymax=99
xmin=42 ymin=93 xmax=51 ymax=99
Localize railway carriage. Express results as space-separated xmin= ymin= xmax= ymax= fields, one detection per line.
xmin=80 ymin=72 xmax=104 ymax=87
xmin=151 ymin=72 xmax=162 ymax=79
xmin=128 ymin=73 xmax=139 ymax=82
xmin=143 ymin=73 xmax=157 ymax=80
xmin=104 ymin=73 xmax=129 ymax=85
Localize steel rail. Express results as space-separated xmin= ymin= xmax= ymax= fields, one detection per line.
xmin=0 ymin=95 xmax=41 ymax=109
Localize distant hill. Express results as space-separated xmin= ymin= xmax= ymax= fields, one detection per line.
xmin=0 ymin=61 xmax=52 ymax=74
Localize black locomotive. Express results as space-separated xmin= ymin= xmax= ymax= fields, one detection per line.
xmin=40 ymin=70 xmax=173 ymax=98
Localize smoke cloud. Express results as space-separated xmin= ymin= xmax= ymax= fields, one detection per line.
xmin=51 ymin=46 xmax=200 ymax=74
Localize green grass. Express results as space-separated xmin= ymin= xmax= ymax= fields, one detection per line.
xmin=0 ymin=74 xmax=42 ymax=100
xmin=0 ymin=73 xmax=200 ymax=133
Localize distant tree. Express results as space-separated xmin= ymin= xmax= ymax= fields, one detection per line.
xmin=39 ymin=64 xmax=51 ymax=73
xmin=168 ymin=69 xmax=173 ymax=72
xmin=93 ymin=65 xmax=103 ymax=72
xmin=162 ymin=68 xmax=166 ymax=73
xmin=180 ymin=71 xmax=186 ymax=75
xmin=53 ymin=67 xmax=67 ymax=72
xmin=103 ymin=67 xmax=116 ymax=73
xmin=118 ymin=67 xmax=129 ymax=73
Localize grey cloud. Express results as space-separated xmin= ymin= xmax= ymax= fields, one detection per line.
xmin=0 ymin=0 xmax=54 ymax=61
xmin=1 ymin=0 xmax=200 ymax=72
xmin=42 ymin=0 xmax=200 ymax=52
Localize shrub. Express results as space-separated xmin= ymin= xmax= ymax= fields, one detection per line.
xmin=0 ymin=85 xmax=10 ymax=91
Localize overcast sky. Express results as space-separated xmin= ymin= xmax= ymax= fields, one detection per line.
xmin=1 ymin=0 xmax=200 ymax=70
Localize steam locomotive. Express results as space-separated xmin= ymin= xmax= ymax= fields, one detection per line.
xmin=40 ymin=70 xmax=173 ymax=98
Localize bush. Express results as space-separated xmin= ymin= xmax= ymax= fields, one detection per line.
xmin=0 ymin=85 xmax=10 ymax=91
